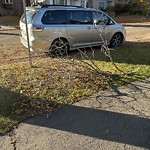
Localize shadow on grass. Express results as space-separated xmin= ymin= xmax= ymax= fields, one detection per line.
xmin=0 ymin=87 xmax=30 ymax=135
xmin=68 ymin=41 xmax=150 ymax=66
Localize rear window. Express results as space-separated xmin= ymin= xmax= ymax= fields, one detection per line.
xmin=21 ymin=11 xmax=36 ymax=24
xmin=41 ymin=10 xmax=66 ymax=24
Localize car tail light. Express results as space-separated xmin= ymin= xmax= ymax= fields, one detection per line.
xmin=33 ymin=27 xmax=44 ymax=32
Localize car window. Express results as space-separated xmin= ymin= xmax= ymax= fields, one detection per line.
xmin=41 ymin=10 xmax=66 ymax=24
xmin=94 ymin=12 xmax=115 ymax=25
xmin=93 ymin=11 xmax=103 ymax=24
xmin=21 ymin=11 xmax=36 ymax=24
xmin=66 ymin=10 xmax=93 ymax=24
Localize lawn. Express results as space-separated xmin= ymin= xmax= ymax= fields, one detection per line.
xmin=0 ymin=42 xmax=150 ymax=135
xmin=0 ymin=16 xmax=20 ymax=27
xmin=114 ymin=14 xmax=150 ymax=24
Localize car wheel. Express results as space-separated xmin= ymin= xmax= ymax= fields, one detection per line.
xmin=110 ymin=33 xmax=123 ymax=47
xmin=50 ymin=39 xmax=69 ymax=56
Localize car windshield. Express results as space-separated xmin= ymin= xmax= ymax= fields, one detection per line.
xmin=21 ymin=10 xmax=36 ymax=24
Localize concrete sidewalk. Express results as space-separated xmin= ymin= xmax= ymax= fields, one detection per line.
xmin=0 ymin=25 xmax=18 ymax=30
xmin=0 ymin=78 xmax=150 ymax=150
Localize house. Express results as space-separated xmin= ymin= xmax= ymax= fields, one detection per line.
xmin=0 ymin=0 xmax=29 ymax=16
xmin=93 ymin=0 xmax=115 ymax=10
xmin=0 ymin=0 xmax=40 ymax=16
xmin=41 ymin=0 xmax=116 ymax=9
xmin=0 ymin=0 xmax=130 ymax=16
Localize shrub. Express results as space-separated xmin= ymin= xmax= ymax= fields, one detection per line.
xmin=115 ymin=0 xmax=148 ymax=15
xmin=114 ymin=3 xmax=129 ymax=15
xmin=106 ymin=6 xmax=115 ymax=12
xmin=128 ymin=0 xmax=148 ymax=15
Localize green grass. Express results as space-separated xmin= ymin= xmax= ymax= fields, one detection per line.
xmin=0 ymin=43 xmax=150 ymax=134
xmin=0 ymin=16 xmax=20 ymax=26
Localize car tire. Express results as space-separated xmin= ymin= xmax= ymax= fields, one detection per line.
xmin=110 ymin=33 xmax=123 ymax=47
xmin=50 ymin=39 xmax=69 ymax=57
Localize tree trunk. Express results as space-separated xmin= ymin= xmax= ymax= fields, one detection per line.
xmin=0 ymin=0 xmax=4 ymax=15
xmin=88 ymin=0 xmax=93 ymax=8
xmin=146 ymin=0 xmax=150 ymax=17
xmin=13 ymin=0 xmax=23 ymax=16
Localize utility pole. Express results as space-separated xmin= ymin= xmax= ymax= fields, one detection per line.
xmin=22 ymin=0 xmax=32 ymax=67
xmin=84 ymin=0 xmax=87 ymax=8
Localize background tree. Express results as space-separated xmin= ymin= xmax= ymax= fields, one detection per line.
xmin=115 ymin=0 xmax=149 ymax=15
xmin=146 ymin=0 xmax=150 ymax=17
xmin=0 ymin=0 xmax=4 ymax=15
xmin=12 ymin=0 xmax=23 ymax=16
xmin=88 ymin=0 xmax=93 ymax=8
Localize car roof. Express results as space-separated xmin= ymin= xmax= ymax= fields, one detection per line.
xmin=26 ymin=5 xmax=96 ymax=11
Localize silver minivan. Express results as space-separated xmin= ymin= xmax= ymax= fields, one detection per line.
xmin=20 ymin=5 xmax=126 ymax=55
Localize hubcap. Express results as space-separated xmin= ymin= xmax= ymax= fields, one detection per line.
xmin=112 ymin=34 xmax=122 ymax=47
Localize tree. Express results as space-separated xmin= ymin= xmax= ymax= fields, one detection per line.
xmin=88 ymin=0 xmax=93 ymax=8
xmin=146 ymin=0 xmax=150 ymax=17
xmin=12 ymin=0 xmax=23 ymax=16
xmin=0 ymin=0 xmax=4 ymax=15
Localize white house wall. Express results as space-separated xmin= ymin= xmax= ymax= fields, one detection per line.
xmin=93 ymin=0 xmax=106 ymax=10
xmin=37 ymin=0 xmax=81 ymax=5
xmin=67 ymin=0 xmax=81 ymax=6
xmin=93 ymin=0 xmax=115 ymax=10
xmin=41 ymin=0 xmax=53 ymax=4
xmin=37 ymin=0 xmax=116 ymax=8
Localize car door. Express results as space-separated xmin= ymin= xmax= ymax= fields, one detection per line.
xmin=92 ymin=11 xmax=115 ymax=46
xmin=66 ymin=10 xmax=93 ymax=49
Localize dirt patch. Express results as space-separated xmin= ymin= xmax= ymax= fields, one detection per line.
xmin=0 ymin=42 xmax=28 ymax=64
xmin=0 ymin=29 xmax=28 ymax=65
